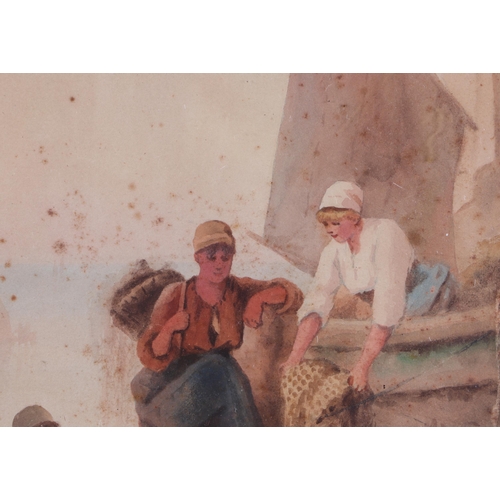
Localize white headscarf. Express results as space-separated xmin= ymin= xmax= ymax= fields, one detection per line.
xmin=319 ymin=181 xmax=363 ymax=213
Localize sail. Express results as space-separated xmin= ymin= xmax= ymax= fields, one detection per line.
xmin=263 ymin=74 xmax=468 ymax=275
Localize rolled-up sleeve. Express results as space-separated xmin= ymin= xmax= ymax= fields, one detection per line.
xmin=297 ymin=243 xmax=341 ymax=326
xmin=372 ymin=220 xmax=414 ymax=327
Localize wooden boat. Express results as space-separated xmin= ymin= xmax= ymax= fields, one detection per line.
xmin=253 ymin=74 xmax=500 ymax=424
xmin=250 ymin=233 xmax=500 ymax=409
xmin=305 ymin=304 xmax=498 ymax=395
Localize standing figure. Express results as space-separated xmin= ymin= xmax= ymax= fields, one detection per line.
xmin=131 ymin=220 xmax=302 ymax=426
xmin=281 ymin=181 xmax=416 ymax=391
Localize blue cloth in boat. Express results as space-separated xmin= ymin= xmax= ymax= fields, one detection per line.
xmin=405 ymin=262 xmax=455 ymax=316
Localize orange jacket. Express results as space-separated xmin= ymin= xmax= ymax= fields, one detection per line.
xmin=137 ymin=275 xmax=303 ymax=372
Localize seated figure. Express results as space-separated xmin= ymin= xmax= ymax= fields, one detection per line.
xmin=131 ymin=220 xmax=303 ymax=426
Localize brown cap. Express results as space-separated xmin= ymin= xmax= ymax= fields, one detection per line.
xmin=193 ymin=220 xmax=235 ymax=253
xmin=12 ymin=405 xmax=55 ymax=427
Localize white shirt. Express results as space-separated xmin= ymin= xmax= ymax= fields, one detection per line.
xmin=297 ymin=218 xmax=414 ymax=327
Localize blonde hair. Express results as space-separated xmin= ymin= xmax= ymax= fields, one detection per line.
xmin=316 ymin=207 xmax=361 ymax=224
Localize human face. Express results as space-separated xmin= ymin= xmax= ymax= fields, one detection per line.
xmin=322 ymin=218 xmax=359 ymax=243
xmin=195 ymin=248 xmax=233 ymax=283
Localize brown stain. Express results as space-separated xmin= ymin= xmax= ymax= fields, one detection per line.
xmin=128 ymin=183 xmax=136 ymax=191
xmin=159 ymin=123 xmax=164 ymax=127
xmin=70 ymin=96 xmax=75 ymax=102
xmin=303 ymin=112 xmax=309 ymax=119
xmin=39 ymin=146 xmax=45 ymax=154
xmin=0 ymin=239 xmax=5 ymax=243
xmin=98 ymin=315 xmax=139 ymax=425
xmin=0 ymin=276 xmax=5 ymax=282
xmin=5 ymin=261 xmax=11 ymax=268
xmin=407 ymin=230 xmax=424 ymax=247
xmin=42 ymin=159 xmax=48 ymax=165
xmin=401 ymin=146 xmax=418 ymax=165
xmin=301 ymin=170 xmax=311 ymax=182
xmin=128 ymin=202 xmax=135 ymax=209
xmin=47 ymin=208 xmax=58 ymax=217
xmin=82 ymin=345 xmax=92 ymax=357
xmin=152 ymin=217 xmax=164 ymax=226
xmin=73 ymin=212 xmax=86 ymax=230
xmin=53 ymin=240 xmax=68 ymax=254
xmin=134 ymin=212 xmax=142 ymax=220
xmin=11 ymin=295 xmax=16 ymax=301
xmin=219 ymin=155 xmax=226 ymax=161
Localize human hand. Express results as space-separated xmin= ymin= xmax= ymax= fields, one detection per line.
xmin=347 ymin=364 xmax=369 ymax=392
xmin=279 ymin=356 xmax=301 ymax=374
xmin=243 ymin=295 xmax=264 ymax=329
xmin=168 ymin=311 xmax=190 ymax=332
xmin=152 ymin=311 xmax=189 ymax=357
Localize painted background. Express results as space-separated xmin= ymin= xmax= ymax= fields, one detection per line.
xmin=0 ymin=74 xmax=309 ymax=426
xmin=1 ymin=74 xmax=498 ymax=426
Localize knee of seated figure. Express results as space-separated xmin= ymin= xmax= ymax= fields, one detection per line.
xmin=196 ymin=352 xmax=231 ymax=370
xmin=195 ymin=353 xmax=229 ymax=376
xmin=192 ymin=353 xmax=242 ymax=391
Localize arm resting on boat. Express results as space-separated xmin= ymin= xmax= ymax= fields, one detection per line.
xmin=243 ymin=285 xmax=289 ymax=328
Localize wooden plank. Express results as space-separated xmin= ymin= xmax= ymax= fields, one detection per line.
xmin=315 ymin=304 xmax=496 ymax=352
xmin=307 ymin=334 xmax=497 ymax=394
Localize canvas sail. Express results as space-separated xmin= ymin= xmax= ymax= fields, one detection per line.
xmin=262 ymin=74 xmax=470 ymax=276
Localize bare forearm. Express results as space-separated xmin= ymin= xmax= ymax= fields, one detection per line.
xmin=151 ymin=324 xmax=175 ymax=357
xmin=347 ymin=323 xmax=392 ymax=391
xmin=287 ymin=313 xmax=323 ymax=363
xmin=357 ymin=323 xmax=392 ymax=369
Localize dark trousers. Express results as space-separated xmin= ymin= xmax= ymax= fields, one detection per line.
xmin=131 ymin=351 xmax=262 ymax=427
